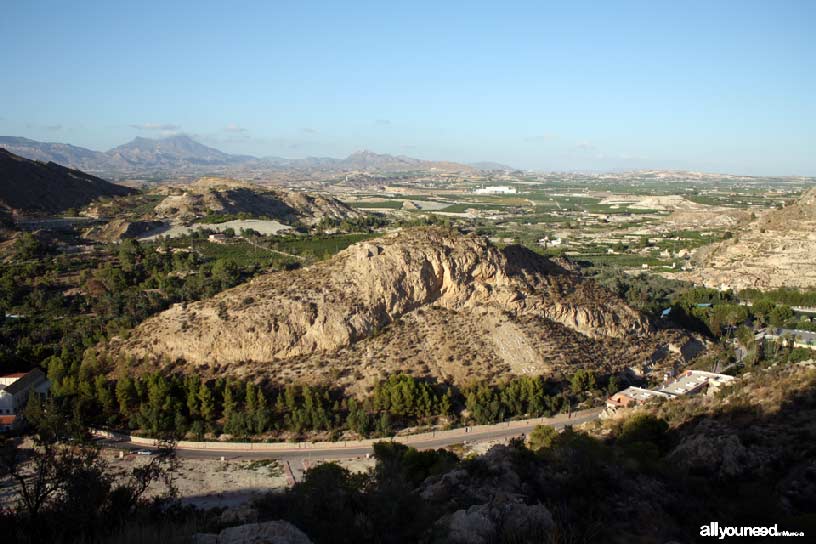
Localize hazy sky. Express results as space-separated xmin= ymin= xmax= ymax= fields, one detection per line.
xmin=1 ymin=1 xmax=814 ymax=174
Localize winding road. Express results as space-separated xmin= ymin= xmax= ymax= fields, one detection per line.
xmin=102 ymin=408 xmax=603 ymax=462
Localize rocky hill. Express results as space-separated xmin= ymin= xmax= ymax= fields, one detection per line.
xmin=672 ymin=188 xmax=816 ymax=289
xmin=150 ymin=177 xmax=361 ymax=225
xmin=0 ymin=148 xmax=134 ymax=215
xmin=106 ymin=229 xmax=700 ymax=393
xmin=81 ymin=177 xmax=362 ymax=241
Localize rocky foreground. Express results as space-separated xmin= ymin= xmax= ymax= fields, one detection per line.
xmin=106 ymin=228 xmax=701 ymax=392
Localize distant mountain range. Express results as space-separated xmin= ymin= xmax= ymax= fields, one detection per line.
xmin=467 ymin=161 xmax=516 ymax=171
xmin=0 ymin=148 xmax=134 ymax=215
xmin=0 ymin=135 xmax=507 ymax=177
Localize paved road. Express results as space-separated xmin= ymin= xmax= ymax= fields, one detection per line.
xmin=104 ymin=409 xmax=602 ymax=462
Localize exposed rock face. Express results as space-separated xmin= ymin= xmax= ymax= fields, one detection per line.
xmin=667 ymin=420 xmax=762 ymax=480
xmin=192 ymin=521 xmax=312 ymax=544
xmin=445 ymin=500 xmax=553 ymax=544
xmin=151 ymin=177 xmax=360 ymax=225
xmin=671 ymin=188 xmax=816 ymax=290
xmin=423 ymin=446 xmax=554 ymax=543
xmin=107 ymin=228 xmax=698 ymax=390
xmin=83 ymin=218 xmax=165 ymax=242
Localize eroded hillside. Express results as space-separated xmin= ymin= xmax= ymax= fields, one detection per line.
xmin=83 ymin=176 xmax=362 ymax=241
xmin=0 ymin=148 xmax=134 ymax=214
xmin=106 ymin=228 xmax=702 ymax=392
xmin=150 ymin=177 xmax=360 ymax=225
xmin=672 ymin=188 xmax=816 ymax=289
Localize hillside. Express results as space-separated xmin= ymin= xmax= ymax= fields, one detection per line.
xmin=150 ymin=177 xmax=360 ymax=225
xmin=106 ymin=228 xmax=701 ymax=393
xmin=0 ymin=136 xmax=107 ymax=171
xmin=673 ymin=188 xmax=816 ymax=289
xmin=81 ymin=176 xmax=362 ymax=241
xmin=0 ymin=148 xmax=134 ymax=215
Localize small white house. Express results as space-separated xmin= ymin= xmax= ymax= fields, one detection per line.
xmin=537 ymin=236 xmax=562 ymax=248
xmin=0 ymin=369 xmax=50 ymax=432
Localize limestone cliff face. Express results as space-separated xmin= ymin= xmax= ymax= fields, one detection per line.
xmin=107 ymin=228 xmax=669 ymax=387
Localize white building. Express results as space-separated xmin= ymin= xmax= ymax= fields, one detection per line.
xmin=0 ymin=368 xmax=50 ymax=432
xmin=606 ymin=386 xmax=673 ymax=410
xmin=474 ymin=185 xmax=517 ymax=194
xmin=537 ymin=236 xmax=562 ymax=248
xmin=659 ymin=370 xmax=735 ymax=397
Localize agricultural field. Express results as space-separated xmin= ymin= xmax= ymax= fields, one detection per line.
xmin=325 ymin=173 xmax=806 ymax=276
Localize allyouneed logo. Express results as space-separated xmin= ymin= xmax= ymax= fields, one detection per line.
xmin=700 ymin=522 xmax=805 ymax=539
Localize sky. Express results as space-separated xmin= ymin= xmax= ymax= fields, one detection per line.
xmin=1 ymin=0 xmax=814 ymax=175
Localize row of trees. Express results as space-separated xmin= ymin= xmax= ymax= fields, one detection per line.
xmin=43 ymin=361 xmax=607 ymax=439
xmin=462 ymin=372 xmax=609 ymax=425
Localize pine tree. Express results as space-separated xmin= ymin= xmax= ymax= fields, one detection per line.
xmin=199 ymin=382 xmax=215 ymax=422
xmin=254 ymin=390 xmax=270 ymax=434
xmin=245 ymin=382 xmax=257 ymax=415
xmin=438 ymin=388 xmax=453 ymax=417
xmin=186 ymin=376 xmax=200 ymax=418
xmin=115 ymin=377 xmax=136 ymax=418
xmin=223 ymin=382 xmax=236 ymax=420
xmin=94 ymin=375 xmax=114 ymax=414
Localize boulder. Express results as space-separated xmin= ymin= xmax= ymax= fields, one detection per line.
xmin=193 ymin=521 xmax=312 ymax=544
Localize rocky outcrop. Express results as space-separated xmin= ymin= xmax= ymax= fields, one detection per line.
xmin=152 ymin=177 xmax=360 ymax=226
xmin=106 ymin=229 xmax=696 ymax=389
xmin=422 ymin=446 xmax=554 ymax=543
xmin=192 ymin=521 xmax=312 ymax=544
xmin=667 ymin=420 xmax=761 ymax=480
xmin=671 ymin=188 xmax=816 ymax=290
xmin=83 ymin=218 xmax=165 ymax=242
xmin=444 ymin=499 xmax=553 ymax=544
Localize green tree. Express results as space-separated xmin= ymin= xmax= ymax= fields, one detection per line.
xmin=570 ymin=369 xmax=597 ymax=395
xmin=769 ymin=305 xmax=794 ymax=327
xmin=198 ymin=382 xmax=215 ymax=423
xmin=94 ymin=376 xmax=114 ymax=415
xmin=211 ymin=258 xmax=240 ymax=288
xmin=185 ymin=377 xmax=200 ymax=418
xmin=115 ymin=377 xmax=136 ymax=419
xmin=254 ymin=390 xmax=271 ymax=434
xmin=527 ymin=425 xmax=559 ymax=452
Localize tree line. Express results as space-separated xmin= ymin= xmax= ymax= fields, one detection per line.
xmin=42 ymin=363 xmax=605 ymax=440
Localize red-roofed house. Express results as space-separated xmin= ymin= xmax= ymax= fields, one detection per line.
xmin=0 ymin=369 xmax=50 ymax=432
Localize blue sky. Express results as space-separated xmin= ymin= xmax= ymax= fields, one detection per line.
xmin=1 ymin=0 xmax=814 ymax=174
